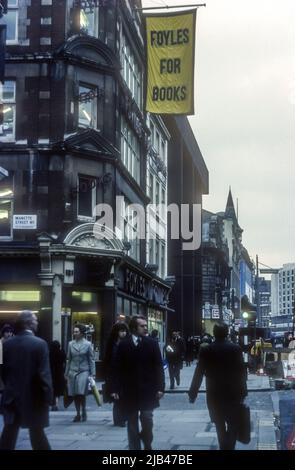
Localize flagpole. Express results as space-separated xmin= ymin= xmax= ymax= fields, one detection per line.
xmin=135 ymin=4 xmax=206 ymax=11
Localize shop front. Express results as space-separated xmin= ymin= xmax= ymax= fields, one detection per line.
xmin=0 ymin=256 xmax=41 ymax=332
xmin=0 ymin=224 xmax=172 ymax=377
xmin=60 ymin=289 xmax=102 ymax=357
xmin=0 ymin=287 xmax=40 ymax=330
xmin=116 ymin=264 xmax=171 ymax=351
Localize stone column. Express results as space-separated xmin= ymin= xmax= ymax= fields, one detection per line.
xmin=52 ymin=274 xmax=62 ymax=343
xmin=38 ymin=233 xmax=54 ymax=342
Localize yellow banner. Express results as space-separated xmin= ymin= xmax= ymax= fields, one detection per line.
xmin=145 ymin=10 xmax=196 ymax=115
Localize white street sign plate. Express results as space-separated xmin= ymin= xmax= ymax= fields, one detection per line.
xmin=13 ymin=215 xmax=37 ymax=230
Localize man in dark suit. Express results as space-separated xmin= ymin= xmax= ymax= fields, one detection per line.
xmin=110 ymin=315 xmax=165 ymax=450
xmin=0 ymin=310 xmax=53 ymax=450
xmin=165 ymin=331 xmax=185 ymax=389
xmin=188 ymin=322 xmax=247 ymax=450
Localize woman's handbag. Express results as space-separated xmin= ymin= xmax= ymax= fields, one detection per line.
xmin=237 ymin=403 xmax=251 ymax=444
xmin=88 ymin=376 xmax=102 ymax=407
xmin=63 ymin=384 xmax=74 ymax=409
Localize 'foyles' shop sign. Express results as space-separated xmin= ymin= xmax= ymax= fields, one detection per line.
xmin=145 ymin=9 xmax=196 ymax=115
xmin=13 ymin=215 xmax=37 ymax=230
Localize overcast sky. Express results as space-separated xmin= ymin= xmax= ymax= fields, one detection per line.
xmin=142 ymin=0 xmax=295 ymax=269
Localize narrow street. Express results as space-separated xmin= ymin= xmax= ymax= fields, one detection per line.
xmin=1 ymin=0 xmax=295 ymax=459
xmin=0 ymin=365 xmax=282 ymax=451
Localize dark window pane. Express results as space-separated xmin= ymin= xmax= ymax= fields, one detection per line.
xmin=78 ymin=177 xmax=93 ymax=217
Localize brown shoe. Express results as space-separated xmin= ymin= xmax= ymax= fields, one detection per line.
xmin=73 ymin=415 xmax=81 ymax=422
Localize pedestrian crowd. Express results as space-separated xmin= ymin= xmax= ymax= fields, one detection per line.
xmin=2 ymin=311 xmax=286 ymax=451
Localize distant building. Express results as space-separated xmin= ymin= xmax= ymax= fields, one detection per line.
xmin=271 ymin=272 xmax=279 ymax=316
xmin=202 ymin=209 xmax=231 ymax=327
xmin=269 ymin=263 xmax=295 ymax=335
xmin=240 ymin=246 xmax=255 ymax=304
xmin=258 ymin=277 xmax=271 ymax=327
xmin=217 ymin=189 xmax=243 ymax=318
xmin=165 ymin=116 xmax=209 ymax=337
xmin=278 ymin=263 xmax=295 ymax=317
xmin=269 ymin=314 xmax=293 ymax=336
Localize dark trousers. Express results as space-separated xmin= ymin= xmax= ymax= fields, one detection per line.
xmin=168 ymin=363 xmax=181 ymax=388
xmin=213 ymin=407 xmax=238 ymax=450
xmin=0 ymin=423 xmax=51 ymax=450
xmin=127 ymin=410 xmax=153 ymax=450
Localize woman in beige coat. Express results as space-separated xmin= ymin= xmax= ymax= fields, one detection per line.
xmin=65 ymin=324 xmax=95 ymax=422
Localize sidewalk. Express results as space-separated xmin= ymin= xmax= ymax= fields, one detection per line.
xmin=10 ymin=408 xmax=276 ymax=451
xmin=2 ymin=404 xmax=276 ymax=451
xmin=163 ymin=362 xmax=272 ymax=392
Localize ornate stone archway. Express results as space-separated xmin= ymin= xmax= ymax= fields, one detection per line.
xmin=63 ymin=223 xmax=124 ymax=252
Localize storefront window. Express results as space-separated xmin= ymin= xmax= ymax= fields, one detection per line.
xmin=72 ymin=311 xmax=101 ymax=356
xmin=0 ymin=172 xmax=13 ymax=239
xmin=0 ymin=287 xmax=40 ymax=329
xmin=0 ymin=290 xmax=40 ymax=301
xmin=70 ymin=290 xmax=101 ymax=356
xmin=124 ymin=299 xmax=131 ymax=317
xmin=72 ymin=291 xmax=94 ymax=302
xmin=148 ymin=308 xmax=165 ymax=349
xmin=132 ymin=301 xmax=138 ymax=316
xmin=117 ymin=296 xmax=124 ymax=317
xmin=138 ymin=304 xmax=145 ymax=316
xmin=117 ymin=296 xmax=146 ymax=321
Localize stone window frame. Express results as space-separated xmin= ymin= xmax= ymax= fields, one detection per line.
xmin=0 ymin=80 xmax=16 ymax=142
xmin=77 ymin=174 xmax=97 ymax=222
xmin=121 ymin=31 xmax=142 ymax=110
xmin=122 ymin=196 xmax=140 ymax=263
xmin=120 ymin=115 xmax=141 ymax=185
xmin=79 ymin=4 xmax=99 ymax=38
xmin=0 ymin=172 xmax=14 ymax=241
xmin=78 ymin=82 xmax=98 ymax=130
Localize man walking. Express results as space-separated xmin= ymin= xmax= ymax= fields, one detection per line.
xmin=165 ymin=331 xmax=185 ymax=389
xmin=188 ymin=322 xmax=247 ymax=450
xmin=0 ymin=311 xmax=53 ymax=450
xmin=110 ymin=315 xmax=164 ymax=450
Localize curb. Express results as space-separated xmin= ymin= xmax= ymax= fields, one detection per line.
xmin=164 ymin=388 xmax=273 ymax=394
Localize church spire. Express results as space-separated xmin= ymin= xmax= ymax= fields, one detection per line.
xmin=225 ymin=188 xmax=237 ymax=221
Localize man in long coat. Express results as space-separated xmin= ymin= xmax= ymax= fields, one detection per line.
xmin=188 ymin=322 xmax=248 ymax=450
xmin=0 ymin=311 xmax=53 ymax=450
xmin=165 ymin=331 xmax=185 ymax=389
xmin=110 ymin=315 xmax=165 ymax=450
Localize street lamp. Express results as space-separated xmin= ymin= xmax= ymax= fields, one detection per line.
xmin=242 ymin=311 xmax=249 ymax=321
